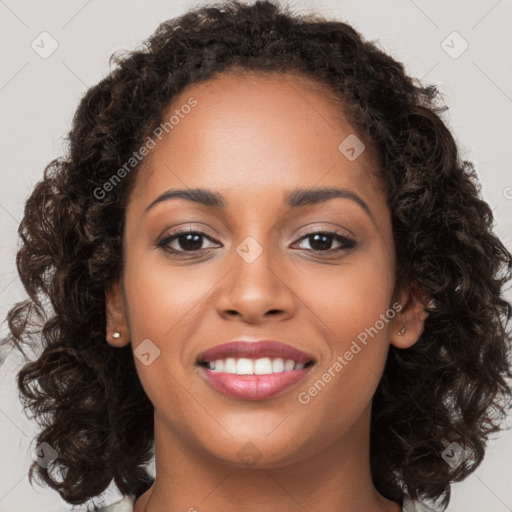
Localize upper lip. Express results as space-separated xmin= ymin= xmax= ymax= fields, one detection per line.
xmin=196 ymin=340 xmax=316 ymax=364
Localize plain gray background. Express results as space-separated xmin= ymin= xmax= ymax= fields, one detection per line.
xmin=1 ymin=0 xmax=511 ymax=511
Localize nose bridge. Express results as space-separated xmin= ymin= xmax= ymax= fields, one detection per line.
xmin=234 ymin=232 xmax=281 ymax=298
xmin=216 ymin=231 xmax=295 ymax=320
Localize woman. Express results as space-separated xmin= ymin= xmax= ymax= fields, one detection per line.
xmin=3 ymin=1 xmax=511 ymax=511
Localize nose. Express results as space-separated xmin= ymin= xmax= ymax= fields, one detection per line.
xmin=215 ymin=241 xmax=296 ymax=324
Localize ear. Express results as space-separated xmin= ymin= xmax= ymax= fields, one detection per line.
xmin=105 ymin=279 xmax=130 ymax=347
xmin=389 ymin=281 xmax=430 ymax=349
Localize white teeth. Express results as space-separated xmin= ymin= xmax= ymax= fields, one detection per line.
xmin=224 ymin=357 xmax=237 ymax=373
xmin=254 ymin=357 xmax=273 ymax=375
xmin=206 ymin=357 xmax=309 ymax=374
xmin=236 ymin=358 xmax=254 ymax=375
xmin=284 ymin=359 xmax=295 ymax=371
xmin=272 ymin=358 xmax=284 ymax=372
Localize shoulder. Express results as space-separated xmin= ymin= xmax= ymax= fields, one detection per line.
xmin=97 ymin=494 xmax=136 ymax=512
xmin=402 ymin=495 xmax=438 ymax=512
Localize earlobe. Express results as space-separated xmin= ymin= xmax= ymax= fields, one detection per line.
xmin=389 ymin=282 xmax=430 ymax=349
xmin=105 ymin=280 xmax=130 ymax=347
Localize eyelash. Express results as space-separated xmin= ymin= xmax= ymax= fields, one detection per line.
xmin=155 ymin=227 xmax=358 ymax=256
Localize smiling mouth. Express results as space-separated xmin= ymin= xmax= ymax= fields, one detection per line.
xmin=198 ymin=357 xmax=315 ymax=375
xmin=195 ymin=340 xmax=316 ymax=399
xmin=197 ymin=357 xmax=315 ymax=401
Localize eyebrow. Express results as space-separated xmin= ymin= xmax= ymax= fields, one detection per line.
xmin=144 ymin=186 xmax=375 ymax=223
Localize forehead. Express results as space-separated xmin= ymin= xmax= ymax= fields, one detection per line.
xmin=129 ymin=70 xmax=384 ymax=213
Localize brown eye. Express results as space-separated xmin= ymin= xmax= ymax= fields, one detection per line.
xmin=156 ymin=229 xmax=221 ymax=254
xmin=293 ymin=231 xmax=357 ymax=253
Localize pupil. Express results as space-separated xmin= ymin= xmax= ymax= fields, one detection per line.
xmin=310 ymin=234 xmax=331 ymax=251
xmin=180 ymin=234 xmax=202 ymax=251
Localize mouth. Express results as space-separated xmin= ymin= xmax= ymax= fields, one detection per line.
xmin=195 ymin=340 xmax=316 ymax=400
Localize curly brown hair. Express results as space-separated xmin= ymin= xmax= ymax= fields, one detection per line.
xmin=2 ymin=0 xmax=511 ymax=510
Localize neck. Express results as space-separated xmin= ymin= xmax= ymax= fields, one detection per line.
xmin=135 ymin=403 xmax=400 ymax=512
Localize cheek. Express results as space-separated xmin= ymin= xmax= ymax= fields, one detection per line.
xmin=121 ymin=252 xmax=212 ymax=414
xmin=123 ymin=249 xmax=215 ymax=343
xmin=121 ymin=250 xmax=216 ymax=396
xmin=298 ymin=250 xmax=395 ymax=401
xmin=299 ymin=248 xmax=394 ymax=342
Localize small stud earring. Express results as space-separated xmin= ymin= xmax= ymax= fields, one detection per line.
xmin=112 ymin=332 xmax=121 ymax=339
xmin=398 ymin=327 xmax=406 ymax=335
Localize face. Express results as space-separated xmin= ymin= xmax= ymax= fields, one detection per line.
xmin=106 ymin=71 xmax=427 ymax=468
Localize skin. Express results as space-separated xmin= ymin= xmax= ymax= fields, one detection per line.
xmin=105 ymin=71 xmax=429 ymax=512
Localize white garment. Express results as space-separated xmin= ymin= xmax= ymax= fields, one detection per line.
xmin=98 ymin=493 xmax=437 ymax=511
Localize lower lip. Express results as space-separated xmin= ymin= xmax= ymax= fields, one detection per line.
xmin=198 ymin=366 xmax=313 ymax=401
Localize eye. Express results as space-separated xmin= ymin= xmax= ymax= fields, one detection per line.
xmin=156 ymin=228 xmax=357 ymax=256
xmin=292 ymin=230 xmax=357 ymax=253
xmin=156 ymin=228 xmax=221 ymax=255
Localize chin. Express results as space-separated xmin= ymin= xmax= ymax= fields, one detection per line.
xmin=199 ymin=434 xmax=315 ymax=469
